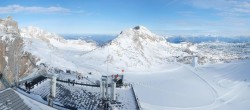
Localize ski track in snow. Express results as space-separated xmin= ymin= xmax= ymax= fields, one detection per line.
xmin=162 ymin=65 xmax=220 ymax=110
xmin=139 ymin=66 xmax=219 ymax=110
xmin=141 ymin=61 xmax=250 ymax=110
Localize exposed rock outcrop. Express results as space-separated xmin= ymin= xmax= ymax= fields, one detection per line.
xmin=0 ymin=17 xmax=36 ymax=86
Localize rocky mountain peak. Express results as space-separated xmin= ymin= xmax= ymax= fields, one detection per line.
xmin=133 ymin=25 xmax=150 ymax=31
xmin=114 ymin=26 xmax=165 ymax=46
xmin=0 ymin=16 xmax=19 ymax=35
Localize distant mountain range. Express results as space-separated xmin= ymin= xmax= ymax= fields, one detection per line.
xmin=166 ymin=36 xmax=250 ymax=44
xmin=61 ymin=34 xmax=117 ymax=46
xmin=61 ymin=34 xmax=250 ymax=45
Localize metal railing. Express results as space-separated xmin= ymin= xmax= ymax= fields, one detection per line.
xmin=56 ymin=79 xmax=100 ymax=87
xmin=130 ymin=84 xmax=143 ymax=110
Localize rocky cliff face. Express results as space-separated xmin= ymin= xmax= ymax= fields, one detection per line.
xmin=0 ymin=17 xmax=36 ymax=87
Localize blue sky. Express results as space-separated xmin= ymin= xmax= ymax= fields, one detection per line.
xmin=0 ymin=0 xmax=250 ymax=36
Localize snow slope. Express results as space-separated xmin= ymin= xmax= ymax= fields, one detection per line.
xmin=21 ymin=26 xmax=97 ymax=52
xmin=20 ymin=26 xmax=98 ymax=72
xmin=124 ymin=60 xmax=250 ymax=110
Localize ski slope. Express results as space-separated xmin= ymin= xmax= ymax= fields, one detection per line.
xmin=124 ymin=60 xmax=250 ymax=110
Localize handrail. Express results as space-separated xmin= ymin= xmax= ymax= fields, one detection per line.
xmin=130 ymin=84 xmax=142 ymax=110
xmin=56 ymin=79 xmax=100 ymax=87
xmin=19 ymin=74 xmax=42 ymax=84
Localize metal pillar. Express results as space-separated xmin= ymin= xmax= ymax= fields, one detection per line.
xmin=48 ymin=75 xmax=56 ymax=106
xmin=110 ymin=81 xmax=116 ymax=101
xmin=100 ymin=81 xmax=106 ymax=99
xmin=105 ymin=79 xmax=108 ymax=98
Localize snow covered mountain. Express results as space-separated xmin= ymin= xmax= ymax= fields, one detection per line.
xmin=79 ymin=26 xmax=190 ymax=71
xmin=19 ymin=25 xmax=249 ymax=73
xmin=0 ymin=16 xmax=248 ymax=73
xmin=6 ymin=23 xmax=246 ymax=75
xmin=19 ymin=26 xmax=98 ymax=73
xmin=21 ymin=26 xmax=97 ymax=52
xmin=1 ymin=16 xmax=247 ymax=76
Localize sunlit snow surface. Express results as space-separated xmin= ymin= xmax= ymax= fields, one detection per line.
xmin=126 ymin=60 xmax=250 ymax=110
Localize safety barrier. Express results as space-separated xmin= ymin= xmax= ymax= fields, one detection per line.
xmin=130 ymin=84 xmax=143 ymax=110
